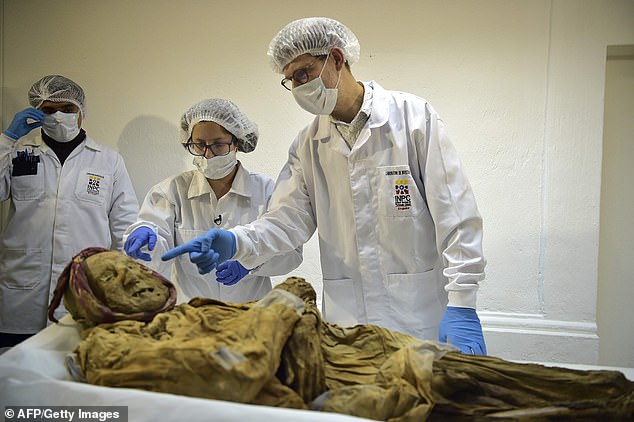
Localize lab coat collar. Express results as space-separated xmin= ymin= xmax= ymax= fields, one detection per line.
xmin=228 ymin=162 xmax=255 ymax=198
xmin=312 ymin=80 xmax=390 ymax=142
xmin=83 ymin=136 xmax=103 ymax=151
xmin=187 ymin=161 xmax=252 ymax=200
xmin=188 ymin=169 xmax=214 ymax=199
xmin=364 ymin=81 xmax=390 ymax=128
xmin=312 ymin=115 xmax=333 ymax=141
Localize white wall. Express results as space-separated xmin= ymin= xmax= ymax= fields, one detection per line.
xmin=598 ymin=48 xmax=634 ymax=368
xmin=1 ymin=0 xmax=633 ymax=365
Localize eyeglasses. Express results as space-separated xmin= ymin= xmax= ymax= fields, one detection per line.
xmin=183 ymin=138 xmax=234 ymax=157
xmin=280 ymin=58 xmax=323 ymax=91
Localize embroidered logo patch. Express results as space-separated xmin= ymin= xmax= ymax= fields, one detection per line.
xmin=86 ymin=173 xmax=103 ymax=196
xmin=394 ymin=179 xmax=411 ymax=211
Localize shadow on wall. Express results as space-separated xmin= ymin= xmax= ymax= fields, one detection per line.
xmin=117 ymin=115 xmax=190 ymax=203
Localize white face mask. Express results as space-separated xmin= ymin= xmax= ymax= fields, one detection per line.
xmin=193 ymin=150 xmax=237 ymax=179
xmin=42 ymin=111 xmax=81 ymax=142
xmin=292 ymin=53 xmax=342 ymax=115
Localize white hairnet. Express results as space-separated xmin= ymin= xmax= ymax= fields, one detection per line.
xmin=267 ymin=17 xmax=361 ymax=74
xmin=180 ymin=99 xmax=258 ymax=153
xmin=28 ymin=75 xmax=86 ymax=117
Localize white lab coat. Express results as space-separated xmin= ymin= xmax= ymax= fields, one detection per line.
xmin=0 ymin=132 xmax=139 ymax=333
xmin=232 ymin=81 xmax=485 ymax=340
xmin=124 ymin=163 xmax=302 ymax=303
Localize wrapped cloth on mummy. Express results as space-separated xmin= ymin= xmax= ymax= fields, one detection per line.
xmin=48 ymin=248 xmax=634 ymax=421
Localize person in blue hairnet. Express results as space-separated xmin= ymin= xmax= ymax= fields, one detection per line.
xmin=163 ymin=18 xmax=487 ymax=354
xmin=0 ymin=75 xmax=139 ymax=348
xmin=124 ymin=98 xmax=302 ymax=303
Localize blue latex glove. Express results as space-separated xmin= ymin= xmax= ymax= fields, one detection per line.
xmin=439 ymin=306 xmax=487 ymax=355
xmin=124 ymin=226 xmax=157 ymax=262
xmin=216 ymin=260 xmax=250 ymax=286
xmin=161 ymin=228 xmax=236 ymax=275
xmin=3 ymin=108 xmax=45 ymax=140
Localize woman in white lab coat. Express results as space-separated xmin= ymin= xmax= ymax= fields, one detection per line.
xmin=0 ymin=75 xmax=139 ymax=347
xmin=124 ymin=98 xmax=302 ymax=303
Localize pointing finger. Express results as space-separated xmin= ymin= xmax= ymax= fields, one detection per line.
xmin=161 ymin=243 xmax=199 ymax=261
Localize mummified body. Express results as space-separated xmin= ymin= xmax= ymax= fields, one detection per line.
xmin=50 ymin=249 xmax=634 ymax=421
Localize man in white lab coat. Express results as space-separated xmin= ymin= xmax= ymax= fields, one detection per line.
xmin=0 ymin=75 xmax=139 ymax=348
xmin=123 ymin=99 xmax=302 ymax=303
xmin=163 ymin=18 xmax=487 ymax=354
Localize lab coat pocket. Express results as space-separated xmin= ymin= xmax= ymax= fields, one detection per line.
xmin=74 ymin=169 xmax=110 ymax=205
xmin=11 ymin=173 xmax=44 ymax=201
xmin=376 ymin=165 xmax=424 ymax=218
xmin=386 ymin=271 xmax=443 ymax=339
xmin=0 ymin=248 xmax=44 ymax=289
xmin=322 ymin=278 xmax=359 ymax=327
